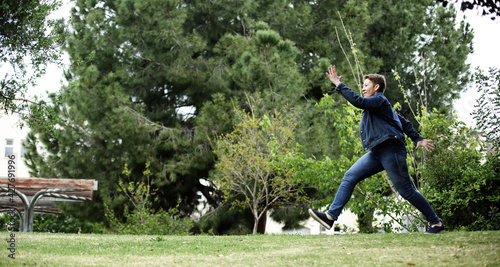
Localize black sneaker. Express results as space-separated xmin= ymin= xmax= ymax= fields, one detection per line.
xmin=425 ymin=223 xmax=445 ymax=234
xmin=308 ymin=208 xmax=334 ymax=230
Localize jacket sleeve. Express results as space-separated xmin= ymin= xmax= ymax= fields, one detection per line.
xmin=336 ymin=83 xmax=384 ymax=110
xmin=397 ymin=114 xmax=424 ymax=143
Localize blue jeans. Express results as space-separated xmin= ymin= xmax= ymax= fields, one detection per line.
xmin=327 ymin=140 xmax=441 ymax=225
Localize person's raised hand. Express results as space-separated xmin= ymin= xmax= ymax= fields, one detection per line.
xmin=325 ymin=65 xmax=343 ymax=86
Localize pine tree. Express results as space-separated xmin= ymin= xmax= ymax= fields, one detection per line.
xmin=366 ymin=2 xmax=473 ymax=118
xmin=25 ymin=0 xmax=215 ymax=222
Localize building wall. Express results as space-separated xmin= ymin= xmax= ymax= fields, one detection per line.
xmin=0 ymin=113 xmax=31 ymax=178
xmin=265 ymin=208 xmax=359 ymax=235
xmin=265 ymin=206 xmax=426 ymax=235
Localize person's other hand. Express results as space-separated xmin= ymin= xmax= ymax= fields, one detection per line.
xmin=416 ymin=139 xmax=435 ymax=152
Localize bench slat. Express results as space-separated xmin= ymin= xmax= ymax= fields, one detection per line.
xmin=0 ymin=177 xmax=97 ymax=191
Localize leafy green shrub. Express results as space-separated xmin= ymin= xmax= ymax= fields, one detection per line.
xmin=0 ymin=213 xmax=20 ymax=232
xmin=33 ymin=214 xmax=105 ymax=233
xmin=0 ymin=211 xmax=104 ymax=233
xmin=418 ymin=111 xmax=500 ymax=231
xmin=105 ymin=201 xmax=193 ymax=235
xmin=192 ymin=202 xmax=253 ymax=235
xmin=105 ymin=162 xmax=192 ymax=235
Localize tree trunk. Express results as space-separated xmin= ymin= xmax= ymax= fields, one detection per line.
xmin=252 ymin=210 xmax=268 ymax=234
xmin=257 ymin=210 xmax=267 ymax=234
xmin=357 ymin=207 xmax=376 ymax=233
xmin=253 ymin=218 xmax=259 ymax=234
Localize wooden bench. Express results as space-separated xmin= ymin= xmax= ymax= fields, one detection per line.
xmin=0 ymin=177 xmax=98 ymax=232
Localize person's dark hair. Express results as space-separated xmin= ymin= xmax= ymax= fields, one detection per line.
xmin=364 ymin=74 xmax=386 ymax=93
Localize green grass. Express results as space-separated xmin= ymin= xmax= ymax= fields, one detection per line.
xmin=1 ymin=231 xmax=499 ymax=266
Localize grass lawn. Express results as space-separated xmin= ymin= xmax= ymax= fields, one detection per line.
xmin=1 ymin=231 xmax=499 ymax=266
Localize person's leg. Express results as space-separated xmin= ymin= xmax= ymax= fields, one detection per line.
xmin=326 ymin=151 xmax=384 ymax=220
xmin=373 ymin=140 xmax=441 ymax=226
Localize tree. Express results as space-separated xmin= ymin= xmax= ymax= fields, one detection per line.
xmin=183 ymin=0 xmax=473 ymax=118
xmin=24 ymin=71 xmax=158 ymax=222
xmin=25 ymin=0 xmax=216 ymax=223
xmin=213 ymin=105 xmax=304 ymax=234
xmin=365 ymin=2 xmax=473 ymax=118
xmin=472 ymin=67 xmax=500 ymax=150
xmin=0 ymin=0 xmax=65 ymax=126
xmin=203 ymin=25 xmax=310 ymax=234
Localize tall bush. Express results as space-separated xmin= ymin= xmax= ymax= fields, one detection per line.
xmin=105 ymin=163 xmax=193 ymax=235
xmin=417 ymin=111 xmax=500 ymax=231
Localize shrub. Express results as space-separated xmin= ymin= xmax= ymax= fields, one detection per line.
xmin=105 ymin=200 xmax=192 ymax=235
xmin=418 ymin=111 xmax=500 ymax=231
xmin=105 ymin=162 xmax=192 ymax=235
xmin=33 ymin=214 xmax=105 ymax=233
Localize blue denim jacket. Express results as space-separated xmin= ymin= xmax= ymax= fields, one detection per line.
xmin=336 ymin=82 xmax=424 ymax=151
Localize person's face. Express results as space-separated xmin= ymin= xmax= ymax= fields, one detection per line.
xmin=362 ymin=79 xmax=379 ymax=97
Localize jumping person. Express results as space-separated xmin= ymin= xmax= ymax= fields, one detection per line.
xmin=308 ymin=65 xmax=445 ymax=234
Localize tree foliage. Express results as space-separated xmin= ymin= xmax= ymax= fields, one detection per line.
xmin=213 ymin=104 xmax=304 ymax=234
xmin=25 ymin=0 xmax=216 ymax=223
xmin=418 ymin=110 xmax=500 ymax=231
xmin=367 ymin=2 xmax=473 ymax=118
xmin=0 ymin=0 xmax=65 ymax=127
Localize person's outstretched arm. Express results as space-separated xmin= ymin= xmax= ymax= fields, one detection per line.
xmin=325 ymin=65 xmax=384 ymax=110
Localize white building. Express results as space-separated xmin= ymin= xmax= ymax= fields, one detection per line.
xmin=0 ymin=112 xmax=31 ymax=178
xmin=265 ymin=208 xmax=359 ymax=235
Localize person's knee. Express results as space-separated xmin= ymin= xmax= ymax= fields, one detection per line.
xmin=341 ymin=171 xmax=358 ymax=185
xmin=397 ymin=187 xmax=416 ymax=200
